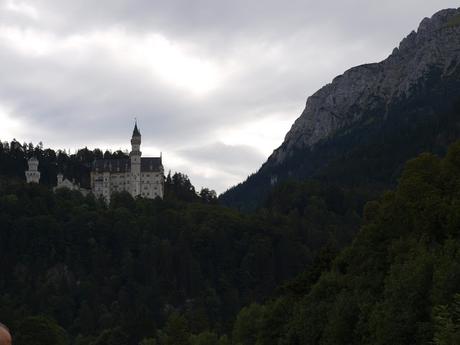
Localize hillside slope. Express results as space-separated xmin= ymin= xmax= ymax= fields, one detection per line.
xmin=225 ymin=140 xmax=460 ymax=345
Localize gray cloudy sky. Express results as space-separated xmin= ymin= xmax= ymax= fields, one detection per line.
xmin=0 ymin=0 xmax=458 ymax=193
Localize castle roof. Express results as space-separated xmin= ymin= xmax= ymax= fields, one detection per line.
xmin=141 ymin=157 xmax=162 ymax=172
xmin=93 ymin=159 xmax=131 ymax=173
xmin=92 ymin=157 xmax=162 ymax=173
xmin=132 ymin=122 xmax=141 ymax=137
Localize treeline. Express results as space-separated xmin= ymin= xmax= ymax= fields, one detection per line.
xmin=0 ymin=139 xmax=126 ymax=188
xmin=0 ymin=164 xmax=360 ymax=344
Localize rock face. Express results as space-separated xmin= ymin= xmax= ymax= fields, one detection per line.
xmin=220 ymin=8 xmax=460 ymax=210
xmin=272 ymin=8 xmax=460 ymax=164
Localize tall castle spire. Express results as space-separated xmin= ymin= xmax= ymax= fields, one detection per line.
xmin=132 ymin=118 xmax=141 ymax=137
xmin=130 ymin=119 xmax=142 ymax=197
xmin=131 ymin=119 xmax=142 ymax=148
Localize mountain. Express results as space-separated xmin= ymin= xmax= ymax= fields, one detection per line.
xmin=221 ymin=8 xmax=460 ymax=210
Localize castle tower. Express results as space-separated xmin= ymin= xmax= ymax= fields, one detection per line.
xmin=130 ymin=121 xmax=142 ymax=197
xmin=25 ymin=157 xmax=40 ymax=183
xmin=57 ymin=173 xmax=64 ymax=186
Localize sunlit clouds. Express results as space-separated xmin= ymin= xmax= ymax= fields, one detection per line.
xmin=0 ymin=25 xmax=224 ymax=95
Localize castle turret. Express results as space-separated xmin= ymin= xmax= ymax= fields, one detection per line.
xmin=130 ymin=121 xmax=142 ymax=197
xmin=25 ymin=157 xmax=40 ymax=183
xmin=57 ymin=173 xmax=64 ymax=185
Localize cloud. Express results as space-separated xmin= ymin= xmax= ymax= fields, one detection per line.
xmin=176 ymin=142 xmax=265 ymax=192
xmin=0 ymin=0 xmax=458 ymax=192
xmin=4 ymin=0 xmax=39 ymax=20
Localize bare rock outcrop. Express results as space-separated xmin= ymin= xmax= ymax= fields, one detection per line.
xmin=271 ymin=8 xmax=460 ymax=164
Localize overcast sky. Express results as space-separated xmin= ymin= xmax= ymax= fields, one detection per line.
xmin=0 ymin=0 xmax=458 ymax=193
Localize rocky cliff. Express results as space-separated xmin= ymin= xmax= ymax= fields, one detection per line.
xmin=272 ymin=8 xmax=460 ymax=164
xmin=221 ymin=8 xmax=460 ymax=209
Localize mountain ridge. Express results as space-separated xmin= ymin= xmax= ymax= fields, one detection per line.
xmin=221 ymin=7 xmax=460 ymax=209
xmin=272 ymin=7 xmax=460 ymax=164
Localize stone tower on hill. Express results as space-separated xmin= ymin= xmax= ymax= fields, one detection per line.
xmin=25 ymin=157 xmax=40 ymax=183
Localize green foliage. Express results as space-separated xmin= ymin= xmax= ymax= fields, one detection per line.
xmin=139 ymin=338 xmax=157 ymax=345
xmin=223 ymin=140 xmax=460 ymax=345
xmin=189 ymin=331 xmax=218 ymax=345
xmin=15 ymin=316 xmax=68 ymax=345
xmin=232 ymin=303 xmax=265 ymax=345
xmin=433 ymin=294 xmax=460 ymax=345
xmin=90 ymin=328 xmax=129 ymax=345
xmin=165 ymin=172 xmax=200 ymax=202
xmin=188 ymin=332 xmax=230 ymax=345
xmin=160 ymin=313 xmax=190 ymax=345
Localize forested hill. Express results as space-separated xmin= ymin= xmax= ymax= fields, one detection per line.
xmin=3 ymin=139 xmax=460 ymax=345
xmin=0 ymin=162 xmax=361 ymax=344
xmin=227 ymin=141 xmax=460 ymax=345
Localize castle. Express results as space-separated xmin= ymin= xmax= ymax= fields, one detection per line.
xmin=55 ymin=173 xmax=90 ymax=195
xmin=90 ymin=122 xmax=164 ymax=201
xmin=25 ymin=122 xmax=165 ymax=202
